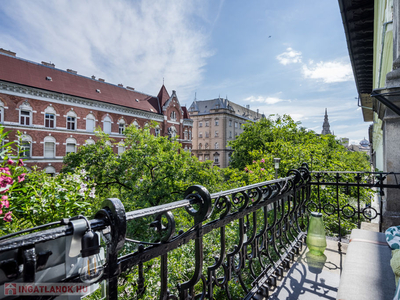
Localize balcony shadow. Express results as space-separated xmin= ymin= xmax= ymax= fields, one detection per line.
xmin=268 ymin=241 xmax=345 ymax=300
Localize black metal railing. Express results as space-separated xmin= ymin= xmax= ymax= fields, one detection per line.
xmin=1 ymin=166 xmax=400 ymax=299
xmin=0 ymin=166 xmax=310 ymax=299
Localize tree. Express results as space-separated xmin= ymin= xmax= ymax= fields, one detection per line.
xmin=229 ymin=114 xmax=370 ymax=176
xmin=62 ymin=123 xmax=225 ymax=211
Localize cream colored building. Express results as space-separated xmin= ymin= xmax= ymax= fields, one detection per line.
xmin=188 ymin=97 xmax=264 ymax=168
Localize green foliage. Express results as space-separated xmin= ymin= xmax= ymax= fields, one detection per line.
xmin=62 ymin=122 xmax=226 ymax=211
xmin=229 ymin=114 xmax=370 ymax=176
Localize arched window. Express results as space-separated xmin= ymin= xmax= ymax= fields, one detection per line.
xmin=132 ymin=120 xmax=139 ymax=129
xmin=44 ymin=136 xmax=56 ymax=158
xmin=85 ymin=138 xmax=95 ymax=145
xmin=199 ymin=143 xmax=202 ymax=149
xmin=66 ymin=137 xmax=77 ymax=154
xmin=103 ymin=116 xmax=112 ymax=134
xmin=118 ymin=142 xmax=125 ymax=155
xmin=215 ymin=142 xmax=219 ymax=149
xmin=214 ymin=152 xmax=220 ymax=164
xmin=44 ymin=166 xmax=56 ymax=177
xmin=66 ymin=110 xmax=77 ymax=130
xmin=19 ymin=101 xmax=33 ymax=126
xmin=205 ymin=143 xmax=209 ymax=149
xmin=86 ymin=113 xmax=96 ymax=132
xmin=170 ymin=111 xmax=176 ymax=121
xmin=155 ymin=125 xmax=161 ymax=137
xmin=215 ymin=119 xmax=219 ymax=126
xmin=0 ymin=100 xmax=5 ymax=123
xmin=20 ymin=135 xmax=32 ymax=158
xmin=118 ymin=119 xmax=126 ymax=134
xmin=44 ymin=105 xmax=56 ymax=128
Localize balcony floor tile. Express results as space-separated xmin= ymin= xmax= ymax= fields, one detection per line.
xmin=268 ymin=238 xmax=348 ymax=299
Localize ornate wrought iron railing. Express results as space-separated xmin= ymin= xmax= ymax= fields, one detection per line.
xmin=0 ymin=166 xmax=311 ymax=299
xmin=1 ymin=166 xmax=400 ymax=299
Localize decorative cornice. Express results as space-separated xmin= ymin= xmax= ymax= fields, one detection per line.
xmin=0 ymin=81 xmax=164 ymax=122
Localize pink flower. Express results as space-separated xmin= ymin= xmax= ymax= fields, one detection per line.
xmin=249 ymin=171 xmax=254 ymax=173
xmin=18 ymin=173 xmax=26 ymax=183
xmin=18 ymin=159 xmax=24 ymax=167
xmin=260 ymin=168 xmax=265 ymax=171
xmin=1 ymin=200 xmax=9 ymax=208
xmin=261 ymin=158 xmax=265 ymax=163
xmin=3 ymin=212 xmax=12 ymax=222
xmin=7 ymin=159 xmax=14 ymax=165
xmin=253 ymin=160 xmax=256 ymax=164
xmin=1 ymin=195 xmax=8 ymax=200
xmin=244 ymin=167 xmax=248 ymax=172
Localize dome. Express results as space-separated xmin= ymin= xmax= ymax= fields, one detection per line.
xmin=360 ymin=138 xmax=369 ymax=146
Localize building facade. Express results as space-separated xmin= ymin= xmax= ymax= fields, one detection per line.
xmin=339 ymin=0 xmax=400 ymax=228
xmin=0 ymin=49 xmax=192 ymax=174
xmin=188 ymin=97 xmax=263 ymax=168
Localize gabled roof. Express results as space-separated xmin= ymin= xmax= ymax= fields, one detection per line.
xmin=182 ymin=106 xmax=189 ymax=119
xmin=157 ymin=84 xmax=170 ymax=107
xmin=0 ymin=52 xmax=160 ymax=113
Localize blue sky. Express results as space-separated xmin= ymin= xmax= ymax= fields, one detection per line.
xmin=0 ymin=0 xmax=368 ymax=144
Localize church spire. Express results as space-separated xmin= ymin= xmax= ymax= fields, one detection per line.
xmin=321 ymin=108 xmax=332 ymax=135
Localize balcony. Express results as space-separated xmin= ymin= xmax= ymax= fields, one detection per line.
xmin=0 ymin=165 xmax=398 ymax=299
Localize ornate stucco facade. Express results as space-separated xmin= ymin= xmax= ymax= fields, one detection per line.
xmin=0 ymin=49 xmax=192 ymax=173
xmin=188 ymin=98 xmax=264 ymax=168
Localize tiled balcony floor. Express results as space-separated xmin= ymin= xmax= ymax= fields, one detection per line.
xmin=268 ymin=238 xmax=348 ymax=300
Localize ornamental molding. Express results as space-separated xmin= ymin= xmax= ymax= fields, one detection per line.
xmin=0 ymin=81 xmax=164 ymax=122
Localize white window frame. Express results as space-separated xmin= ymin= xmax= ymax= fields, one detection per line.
xmin=44 ymin=166 xmax=56 ymax=177
xmin=0 ymin=100 xmax=4 ymax=123
xmin=65 ymin=138 xmax=77 ymax=155
xmin=214 ymin=153 xmax=219 ymax=163
xmin=205 ymin=121 xmax=209 ymax=127
xmin=86 ymin=113 xmax=96 ymax=132
xmin=85 ymin=138 xmax=95 ymax=145
xmin=155 ymin=126 xmax=161 ymax=137
xmin=44 ymin=136 xmax=56 ymax=158
xmin=215 ymin=142 xmax=219 ymax=149
xmin=215 ymin=119 xmax=219 ymax=126
xmin=199 ymin=143 xmax=202 ymax=149
xmin=19 ymin=101 xmax=33 ymax=126
xmin=199 ymin=131 xmax=203 ymax=138
xmin=118 ymin=119 xmax=126 ymax=135
xmin=66 ymin=110 xmax=77 ymax=130
xmin=103 ymin=116 xmax=112 ymax=134
xmin=20 ymin=135 xmax=32 ymax=158
xmin=199 ymin=122 xmax=203 ymax=127
xmin=170 ymin=111 xmax=176 ymax=121
xmin=205 ymin=143 xmax=209 ymax=149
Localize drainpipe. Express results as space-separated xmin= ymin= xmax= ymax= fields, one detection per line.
xmin=378 ymin=21 xmax=393 ymax=87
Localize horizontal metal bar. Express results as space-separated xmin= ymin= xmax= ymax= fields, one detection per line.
xmin=310 ymin=181 xmax=399 ymax=188
xmin=312 ymin=171 xmax=400 ymax=175
xmin=125 ymin=175 xmax=295 ymax=221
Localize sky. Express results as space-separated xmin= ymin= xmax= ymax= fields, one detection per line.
xmin=0 ymin=0 xmax=369 ymax=145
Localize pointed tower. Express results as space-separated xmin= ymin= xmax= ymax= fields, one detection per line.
xmin=321 ymin=108 xmax=332 ymax=135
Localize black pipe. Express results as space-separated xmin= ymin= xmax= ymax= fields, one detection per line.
xmin=370 ymin=90 xmax=400 ymax=116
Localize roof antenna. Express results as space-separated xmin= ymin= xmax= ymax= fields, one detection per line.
xmin=194 ymin=92 xmax=197 ymax=101
xmin=163 ymin=77 xmax=165 ymax=85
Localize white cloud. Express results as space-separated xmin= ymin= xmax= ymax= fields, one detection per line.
xmin=244 ymin=95 xmax=289 ymax=105
xmin=276 ymin=47 xmax=302 ymax=65
xmin=0 ymin=0 xmax=213 ymax=99
xmin=302 ymin=60 xmax=353 ymax=83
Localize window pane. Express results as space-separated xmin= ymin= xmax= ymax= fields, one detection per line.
xmin=86 ymin=119 xmax=94 ymax=132
xmin=44 ymin=142 xmax=55 ymax=158
xmin=66 ymin=143 xmax=76 ymax=154
xmin=67 ymin=117 xmax=75 ymax=130
xmin=21 ymin=141 xmax=30 ymax=158
xmin=104 ymin=121 xmax=111 ymax=133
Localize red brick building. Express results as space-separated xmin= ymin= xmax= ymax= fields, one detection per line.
xmin=0 ymin=49 xmax=193 ymax=174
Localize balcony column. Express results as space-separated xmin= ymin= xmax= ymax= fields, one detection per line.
xmin=379 ymin=0 xmax=400 ymax=229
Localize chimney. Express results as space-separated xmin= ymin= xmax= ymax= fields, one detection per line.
xmin=0 ymin=48 xmax=16 ymax=57
xmin=118 ymin=84 xmax=123 ymax=87
xmin=67 ymin=69 xmax=77 ymax=74
xmin=91 ymin=75 xmax=96 ymax=79
xmin=41 ymin=61 xmax=55 ymax=68
xmin=98 ymin=78 xmax=105 ymax=82
xmin=126 ymin=86 xmax=135 ymax=91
